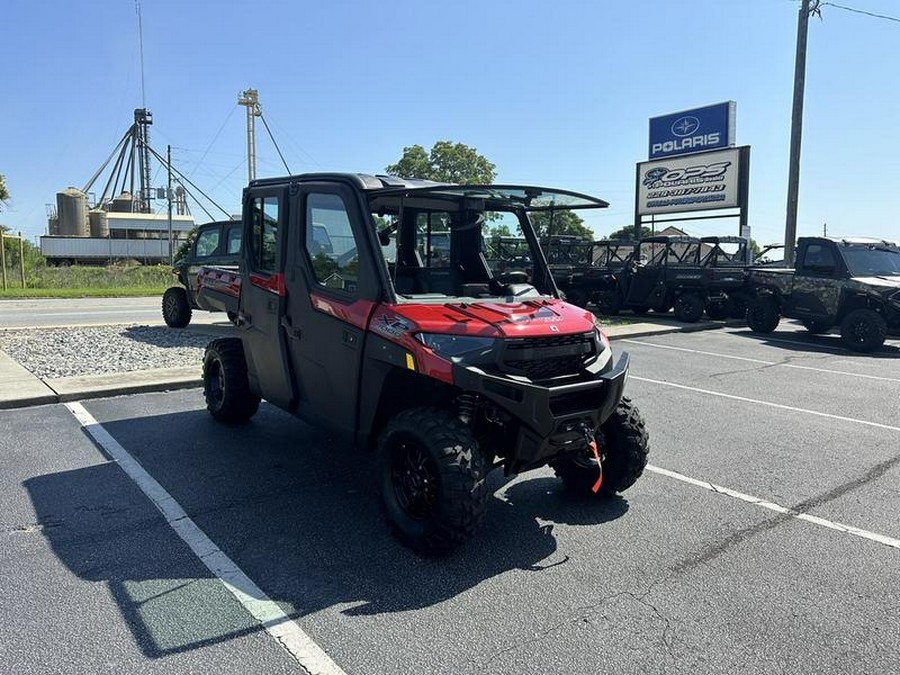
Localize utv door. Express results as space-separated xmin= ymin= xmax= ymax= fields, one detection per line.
xmin=788 ymin=242 xmax=844 ymax=319
xmin=283 ymin=183 xmax=381 ymax=439
xmin=238 ymin=189 xmax=295 ymax=409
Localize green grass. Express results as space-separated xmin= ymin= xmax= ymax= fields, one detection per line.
xmin=0 ymin=263 xmax=175 ymax=298
xmin=0 ymin=286 xmax=167 ymax=299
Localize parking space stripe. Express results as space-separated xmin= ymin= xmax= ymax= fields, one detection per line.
xmin=647 ymin=464 xmax=900 ymax=551
xmin=65 ymin=401 xmax=347 ymax=675
xmin=623 ymin=339 xmax=900 ymax=383
xmin=631 ymin=376 xmax=900 ymax=432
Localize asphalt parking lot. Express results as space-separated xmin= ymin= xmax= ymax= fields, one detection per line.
xmin=2 ymin=323 xmax=899 ymax=675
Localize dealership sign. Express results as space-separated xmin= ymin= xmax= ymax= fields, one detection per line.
xmin=636 ymin=147 xmax=742 ymax=216
xmin=649 ymin=101 xmax=735 ymax=159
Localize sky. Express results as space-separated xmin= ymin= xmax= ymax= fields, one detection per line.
xmin=1 ymin=0 xmax=898 ymax=247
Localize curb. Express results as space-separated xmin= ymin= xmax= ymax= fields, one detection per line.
xmin=0 ymin=319 xmax=742 ymax=410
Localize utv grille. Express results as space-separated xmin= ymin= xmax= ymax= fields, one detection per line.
xmin=502 ymin=332 xmax=596 ymax=381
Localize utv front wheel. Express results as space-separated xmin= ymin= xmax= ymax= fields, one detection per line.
xmin=840 ymin=309 xmax=887 ymax=353
xmin=162 ymin=286 xmax=192 ymax=328
xmin=377 ymin=408 xmax=487 ymax=555
xmin=674 ymin=293 xmax=704 ymax=323
xmin=802 ymin=318 xmax=832 ymax=334
xmin=203 ymin=338 xmax=260 ymax=424
xmin=553 ymin=397 xmax=649 ymax=497
xmin=746 ymin=296 xmax=780 ymax=333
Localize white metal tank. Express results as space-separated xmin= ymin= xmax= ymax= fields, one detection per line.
xmin=111 ymin=192 xmax=135 ymax=213
xmin=88 ymin=210 xmax=109 ymax=237
xmin=56 ymin=188 xmax=88 ymax=236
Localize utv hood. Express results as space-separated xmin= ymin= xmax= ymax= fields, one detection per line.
xmin=851 ymin=275 xmax=900 ymax=290
xmin=389 ymin=298 xmax=597 ymax=338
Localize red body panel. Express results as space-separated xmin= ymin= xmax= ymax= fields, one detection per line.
xmin=366 ymin=299 xmax=597 ymax=385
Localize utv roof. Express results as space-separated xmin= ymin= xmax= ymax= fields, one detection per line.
xmin=249 ymin=173 xmax=609 ymax=210
xmin=700 ymin=235 xmax=748 ymax=244
xmin=640 ymin=235 xmax=701 ymax=244
xmin=800 ymin=235 xmax=898 ymax=247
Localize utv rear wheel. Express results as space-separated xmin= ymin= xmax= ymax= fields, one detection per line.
xmin=746 ymin=296 xmax=780 ymax=333
xmin=553 ymin=397 xmax=649 ymax=496
xmin=802 ymin=318 xmax=832 ymax=334
xmin=162 ymin=286 xmax=192 ymax=328
xmin=377 ymin=408 xmax=487 ymax=555
xmin=840 ymin=309 xmax=887 ymax=352
xmin=203 ymin=338 xmax=260 ymax=424
xmin=674 ymin=293 xmax=704 ymax=323
xmin=595 ymin=291 xmax=621 ymax=316
xmin=705 ymin=299 xmax=732 ymax=321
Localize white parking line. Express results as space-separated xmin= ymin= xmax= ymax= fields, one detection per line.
xmin=647 ymin=464 xmax=900 ymax=551
xmin=631 ymin=376 xmax=900 ymax=432
xmin=65 ymin=402 xmax=347 ymax=675
xmin=623 ymin=339 xmax=900 ymax=383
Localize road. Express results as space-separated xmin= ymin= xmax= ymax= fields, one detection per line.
xmin=2 ymin=325 xmax=899 ymax=674
xmin=0 ymin=297 xmax=226 ymax=328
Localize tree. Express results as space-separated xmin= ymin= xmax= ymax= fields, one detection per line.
xmin=0 ymin=174 xmax=9 ymax=212
xmin=0 ymin=225 xmax=45 ymax=281
xmin=386 ymin=141 xmax=497 ymax=184
xmin=530 ymin=210 xmax=594 ymax=239
xmin=607 ymin=225 xmax=652 ymax=241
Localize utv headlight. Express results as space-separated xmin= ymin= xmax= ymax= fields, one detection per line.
xmin=415 ymin=333 xmax=496 ymax=358
xmin=592 ymin=316 xmax=612 ymax=352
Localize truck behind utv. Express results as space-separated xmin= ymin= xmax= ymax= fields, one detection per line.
xmin=745 ymin=237 xmax=900 ymax=352
xmin=202 ymin=173 xmax=650 ymax=554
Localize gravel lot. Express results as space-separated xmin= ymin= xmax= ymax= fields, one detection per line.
xmin=0 ymin=325 xmax=216 ymax=378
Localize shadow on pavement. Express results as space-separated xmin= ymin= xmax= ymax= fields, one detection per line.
xmin=26 ymin=404 xmax=631 ymax=656
xmin=119 ymin=323 xmax=236 ymax=349
xmin=731 ymin=327 xmax=900 ymax=358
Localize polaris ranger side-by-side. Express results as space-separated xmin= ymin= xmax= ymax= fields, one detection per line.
xmin=162 ymin=220 xmax=241 ymax=327
xmin=745 ymin=237 xmax=900 ymax=352
xmin=201 ymin=174 xmax=649 ymax=554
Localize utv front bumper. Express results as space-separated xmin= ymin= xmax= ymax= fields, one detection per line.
xmin=452 ymin=352 xmax=630 ymax=473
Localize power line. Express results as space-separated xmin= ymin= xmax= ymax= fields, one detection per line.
xmin=259 ymin=112 xmax=292 ymax=175
xmin=188 ymin=104 xmax=239 ymax=180
xmin=822 ymin=2 xmax=900 ymax=23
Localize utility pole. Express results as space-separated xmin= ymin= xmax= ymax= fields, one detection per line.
xmin=823 ymin=222 xmax=827 ymax=237
xmin=167 ymin=144 xmax=174 ymax=265
xmin=238 ymin=89 xmax=262 ymax=183
xmin=784 ymin=0 xmax=820 ymax=264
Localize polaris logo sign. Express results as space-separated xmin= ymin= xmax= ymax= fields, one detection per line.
xmin=649 ymin=102 xmax=735 ymax=159
xmin=636 ymin=148 xmax=742 ymax=215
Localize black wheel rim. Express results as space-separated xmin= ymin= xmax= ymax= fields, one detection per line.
xmin=207 ymin=358 xmax=225 ymax=407
xmin=390 ymin=440 xmax=439 ymax=521
xmin=851 ymin=320 xmax=870 ymax=343
xmin=164 ymin=294 xmax=177 ymax=317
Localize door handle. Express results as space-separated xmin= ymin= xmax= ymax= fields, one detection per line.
xmin=280 ymin=316 xmax=302 ymax=340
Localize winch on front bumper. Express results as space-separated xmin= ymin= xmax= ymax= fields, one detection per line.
xmin=452 ymin=352 xmax=630 ymax=474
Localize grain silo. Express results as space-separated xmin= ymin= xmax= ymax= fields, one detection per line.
xmin=110 ymin=192 xmax=135 ymax=213
xmin=56 ymin=188 xmax=89 ymax=236
xmin=88 ymin=210 xmax=109 ymax=237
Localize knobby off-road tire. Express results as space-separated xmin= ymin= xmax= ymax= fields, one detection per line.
xmin=705 ymin=298 xmax=732 ymax=321
xmin=595 ymin=291 xmax=622 ymax=316
xmin=746 ymin=296 xmax=780 ymax=333
xmin=553 ymin=397 xmax=649 ymax=497
xmin=674 ymin=293 xmax=704 ymax=323
xmin=840 ymin=309 xmax=887 ymax=353
xmin=203 ymin=338 xmax=260 ymax=424
xmin=802 ymin=317 xmax=832 ymax=335
xmin=162 ymin=286 xmax=192 ymax=328
xmin=377 ymin=407 xmax=487 ymax=555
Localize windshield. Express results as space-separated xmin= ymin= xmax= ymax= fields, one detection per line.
xmin=842 ymin=246 xmax=900 ymax=276
xmin=368 ymin=183 xmax=607 ymax=302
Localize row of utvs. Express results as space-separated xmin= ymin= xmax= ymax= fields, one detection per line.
xmin=162 ymin=174 xmax=900 ymax=554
